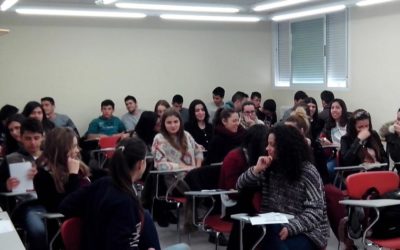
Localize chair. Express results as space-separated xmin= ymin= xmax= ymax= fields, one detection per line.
xmin=90 ymin=136 xmax=120 ymax=168
xmin=61 ymin=217 xmax=82 ymax=250
xmin=340 ymin=171 xmax=400 ymax=249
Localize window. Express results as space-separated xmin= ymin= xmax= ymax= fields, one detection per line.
xmin=273 ymin=10 xmax=348 ymax=88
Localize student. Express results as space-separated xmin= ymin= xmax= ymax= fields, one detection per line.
xmin=184 ymin=99 xmax=213 ymax=153
xmin=85 ymin=99 xmax=126 ymax=140
xmin=207 ymin=86 xmax=225 ymax=123
xmin=304 ymin=97 xmax=325 ymax=143
xmin=0 ymin=104 xmax=19 ymax=154
xmin=382 ymin=108 xmax=400 ymax=171
xmin=340 ymin=109 xmax=388 ymax=167
xmin=22 ymin=101 xmax=55 ymax=133
xmin=121 ymin=95 xmax=142 ymax=132
xmin=130 ymin=111 xmax=158 ymax=152
xmin=0 ymin=118 xmax=47 ymax=250
xmin=171 ymin=94 xmax=189 ymax=124
xmin=206 ymin=108 xmax=245 ymax=164
xmin=154 ymin=99 xmax=170 ymax=133
xmin=239 ymin=101 xmax=264 ymax=129
xmin=281 ymin=90 xmax=308 ymax=122
xmin=224 ymin=91 xmax=248 ymax=112
xmin=41 ymin=96 xmax=79 ymax=136
xmin=319 ymin=90 xmax=335 ymax=123
xmin=251 ymin=91 xmax=264 ymax=120
xmin=260 ymin=99 xmax=277 ymax=128
xmin=59 ymin=137 xmax=162 ymax=250
xmin=34 ymin=127 xmax=91 ymax=213
xmin=236 ymin=125 xmax=329 ymax=250
xmin=4 ymin=114 xmax=25 ymax=155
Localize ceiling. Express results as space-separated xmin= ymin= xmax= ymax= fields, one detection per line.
xmin=1 ymin=0 xmax=391 ymax=20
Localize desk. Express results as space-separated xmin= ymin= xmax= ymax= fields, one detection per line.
xmin=334 ymin=163 xmax=387 ymax=189
xmin=0 ymin=211 xmax=25 ymax=250
xmin=0 ymin=191 xmax=36 ymax=213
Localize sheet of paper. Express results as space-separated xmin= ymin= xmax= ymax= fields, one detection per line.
xmin=9 ymin=162 xmax=34 ymax=193
xmin=249 ymin=212 xmax=290 ymax=225
xmin=0 ymin=220 xmax=15 ymax=234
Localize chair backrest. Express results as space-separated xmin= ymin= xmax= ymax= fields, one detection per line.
xmin=346 ymin=171 xmax=399 ymax=199
xmin=61 ymin=217 xmax=82 ymax=250
xmin=98 ymin=136 xmax=120 ymax=158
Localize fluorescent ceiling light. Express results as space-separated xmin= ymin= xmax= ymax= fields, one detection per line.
xmin=272 ymin=5 xmax=346 ymax=21
xmin=160 ymin=14 xmax=260 ymax=22
xmin=116 ymin=3 xmax=239 ymax=13
xmin=95 ymin=0 xmax=117 ymax=4
xmin=15 ymin=8 xmax=146 ymax=18
xmin=356 ymin=0 xmax=396 ymax=6
xmin=253 ymin=0 xmax=311 ymax=12
xmin=1 ymin=0 xmax=18 ymax=11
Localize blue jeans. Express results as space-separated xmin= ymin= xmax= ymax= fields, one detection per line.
xmin=18 ymin=204 xmax=47 ymax=250
xmin=327 ymin=158 xmax=337 ymax=183
xmin=261 ymin=225 xmax=317 ymax=250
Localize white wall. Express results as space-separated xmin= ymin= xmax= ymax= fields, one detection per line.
xmin=270 ymin=2 xmax=400 ymax=130
xmin=0 ymin=14 xmax=272 ymax=134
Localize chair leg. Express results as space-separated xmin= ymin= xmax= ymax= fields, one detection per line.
xmin=215 ymin=232 xmax=220 ymax=250
xmin=176 ymin=202 xmax=181 ymax=242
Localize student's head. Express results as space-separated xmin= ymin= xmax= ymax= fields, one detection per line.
xmin=134 ymin=111 xmax=158 ymax=146
xmin=251 ymin=91 xmax=262 ymax=109
xmin=294 ymin=91 xmax=308 ymax=105
xmin=347 ymin=109 xmax=373 ymax=138
xmin=320 ymin=90 xmax=334 ymax=108
xmin=172 ymin=94 xmax=184 ymax=112
xmin=22 ymin=101 xmax=45 ymax=122
xmin=110 ymin=137 xmax=147 ymax=197
xmin=304 ymin=97 xmax=319 ymax=120
xmin=329 ymin=98 xmax=348 ymax=125
xmin=20 ymin=118 xmax=44 ymax=155
xmin=41 ymin=97 xmax=55 ymax=116
xmin=154 ymin=99 xmax=170 ymax=118
xmin=6 ymin=114 xmax=25 ymax=143
xmin=100 ymin=99 xmax=115 ymax=119
xmin=267 ymin=125 xmax=311 ymax=182
xmin=0 ymin=104 xmax=18 ymax=125
xmin=285 ymin=107 xmax=310 ymax=137
xmin=212 ymin=87 xmax=225 ymax=106
xmin=232 ymin=91 xmax=248 ymax=111
xmin=188 ymin=99 xmax=210 ymax=124
xmin=124 ymin=95 xmax=137 ymax=114
xmin=161 ymin=108 xmax=183 ymax=136
xmin=262 ymin=99 xmax=276 ymax=116
xmin=216 ymin=108 xmax=240 ymax=133
xmin=241 ymin=101 xmax=257 ymax=120
xmin=242 ymin=124 xmax=267 ymax=166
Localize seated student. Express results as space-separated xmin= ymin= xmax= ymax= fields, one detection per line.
xmin=207 ymin=86 xmax=225 ymax=123
xmin=319 ymin=90 xmax=335 ymax=123
xmin=154 ymin=99 xmax=170 ymax=133
xmin=236 ymin=125 xmax=329 ymax=250
xmin=0 ymin=118 xmax=47 ymax=250
xmin=250 ymin=91 xmax=263 ymax=120
xmin=130 ymin=111 xmax=158 ymax=152
xmin=224 ymin=91 xmax=248 ymax=112
xmin=239 ymin=101 xmax=264 ymax=129
xmin=205 ymin=108 xmax=245 ymax=165
xmin=184 ymin=99 xmax=213 ymax=153
xmin=121 ymin=95 xmax=142 ymax=132
xmin=382 ymin=108 xmax=400 ymax=171
xmin=171 ymin=94 xmax=189 ymax=124
xmin=3 ymin=114 xmax=25 ymax=155
xmin=340 ymin=109 xmax=388 ymax=167
xmin=304 ymin=97 xmax=325 ymax=143
xmin=280 ymin=91 xmax=308 ymax=122
xmin=22 ymin=101 xmax=55 ymax=134
xmin=260 ymin=99 xmax=277 ymax=128
xmin=0 ymin=104 xmax=19 ymax=155
xmin=59 ymin=137 xmax=162 ymax=250
xmin=85 ymin=99 xmax=126 ymax=140
xmin=41 ymin=97 xmax=80 ymax=136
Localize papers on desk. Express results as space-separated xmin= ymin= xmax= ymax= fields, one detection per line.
xmin=0 ymin=220 xmax=14 ymax=234
xmin=9 ymin=162 xmax=34 ymax=193
xmin=249 ymin=212 xmax=291 ymax=225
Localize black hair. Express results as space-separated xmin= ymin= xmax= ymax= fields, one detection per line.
xmin=326 ymin=98 xmax=348 ymax=130
xmin=304 ymin=97 xmax=319 ymax=121
xmin=0 ymin=105 xmax=19 ymax=122
xmin=101 ymin=99 xmax=115 ymax=109
xmin=5 ymin=114 xmax=25 ymax=154
xmin=41 ymin=97 xmax=55 ymax=105
xmin=22 ymin=101 xmax=55 ymax=132
xmin=320 ymin=90 xmax=334 ymax=104
xmin=20 ymin=117 xmax=44 ymax=135
xmin=124 ymin=95 xmax=137 ymax=103
xmin=109 ymin=137 xmax=146 ymax=212
xmin=231 ymin=91 xmax=248 ymax=103
xmin=294 ymin=91 xmax=308 ymax=101
xmin=251 ymin=91 xmax=261 ymax=99
xmin=263 ymin=99 xmax=276 ymax=112
xmin=213 ymin=108 xmax=236 ymax=128
xmin=212 ymin=87 xmax=225 ymax=98
xmin=241 ymin=101 xmax=256 ymax=112
xmin=188 ymin=99 xmax=210 ymax=125
xmin=172 ymin=94 xmax=184 ymax=104
xmin=242 ymin=124 xmax=267 ymax=166
xmin=133 ymin=111 xmax=158 ymax=146
xmin=268 ymin=125 xmax=311 ymax=183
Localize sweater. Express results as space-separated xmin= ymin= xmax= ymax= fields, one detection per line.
xmin=219 ymin=148 xmax=248 ymax=190
xmin=236 ymin=162 xmax=329 ymax=248
xmin=184 ymin=122 xmax=213 ymax=150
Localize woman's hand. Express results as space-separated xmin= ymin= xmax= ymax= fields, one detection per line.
xmin=279 ymin=227 xmax=289 ymax=240
xmin=6 ymin=177 xmax=20 ymax=191
xmin=68 ymin=157 xmax=80 ymax=174
xmin=394 ymin=123 xmax=400 ymax=136
xmin=357 ymin=129 xmax=370 ymax=141
xmin=253 ymin=156 xmax=272 ymax=174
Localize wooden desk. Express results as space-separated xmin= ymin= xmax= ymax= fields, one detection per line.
xmin=0 ymin=211 xmax=25 ymax=250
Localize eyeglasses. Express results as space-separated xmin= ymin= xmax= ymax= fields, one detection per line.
xmin=353 ymin=110 xmax=370 ymax=119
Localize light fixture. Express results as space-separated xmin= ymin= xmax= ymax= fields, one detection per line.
xmin=272 ymin=5 xmax=346 ymax=21
xmin=95 ymin=0 xmax=117 ymax=4
xmin=116 ymin=3 xmax=239 ymax=13
xmin=160 ymin=14 xmax=260 ymax=22
xmin=15 ymin=8 xmax=146 ymax=18
xmin=0 ymin=28 xmax=10 ymax=36
xmin=1 ymin=0 xmax=18 ymax=11
xmin=253 ymin=0 xmax=311 ymax=12
xmin=356 ymin=0 xmax=396 ymax=6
